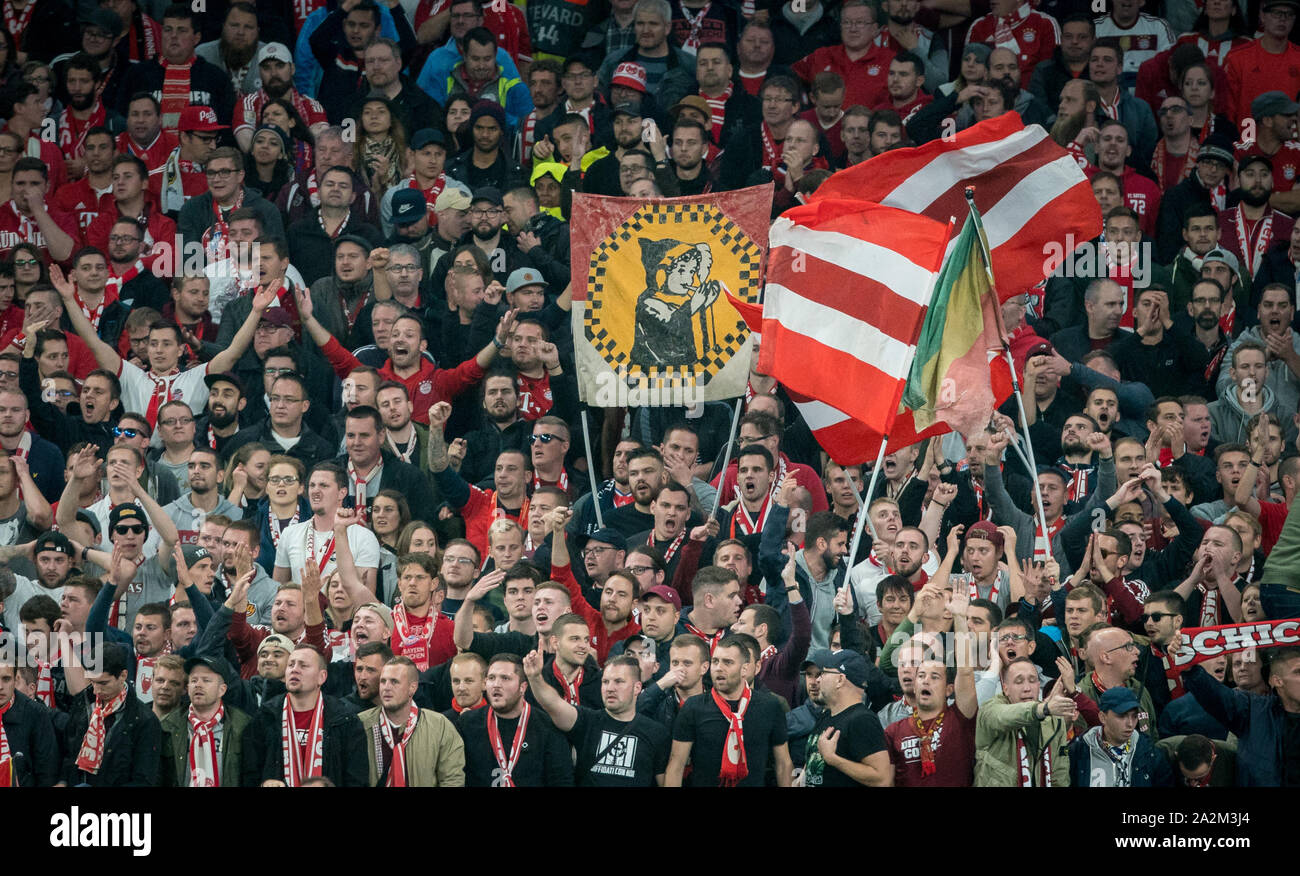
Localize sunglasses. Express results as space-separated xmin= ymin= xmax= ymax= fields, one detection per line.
xmin=114 ymin=524 xmax=146 ymax=535
xmin=1141 ymin=612 xmax=1177 ymax=623
xmin=529 ymin=433 xmax=562 ymax=445
xmin=113 ymin=426 xmax=146 ymax=439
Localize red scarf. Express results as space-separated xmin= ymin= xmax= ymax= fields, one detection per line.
xmin=703 ymin=82 xmax=732 ymax=144
xmin=318 ymin=208 xmax=350 ymax=240
xmin=203 ymin=189 xmax=245 ymax=262
xmin=187 ymin=704 xmax=223 ymax=787
xmin=305 ymin=525 xmax=337 ymax=573
xmin=3 ymin=0 xmax=34 ymax=49
xmin=282 ymin=694 xmax=325 ymax=786
xmin=677 ymin=0 xmax=709 ymax=53
xmin=450 ymin=696 xmax=486 ymax=713
xmin=74 ymin=285 xmax=119 ymax=332
xmin=552 ymin=661 xmax=583 ymax=706
xmin=728 ymin=494 xmax=774 ymax=537
xmin=648 ymin=529 xmax=686 ymax=563
xmin=532 ymin=468 xmax=568 ymax=494
xmin=1234 ymin=208 xmax=1274 ymax=277
xmin=684 ymin=621 xmax=724 ymax=654
xmin=759 ymin=644 xmax=777 ymax=667
xmin=0 ymin=697 xmax=13 ymax=787
xmin=1150 ymin=139 xmax=1193 ymax=191
xmin=105 ymin=260 xmax=145 ymax=302
xmin=486 ymin=702 xmax=531 ymax=787
xmin=57 ymin=101 xmax=108 ymax=160
xmin=912 ymin=710 xmax=944 ymax=777
xmin=713 ymin=685 xmax=751 ymax=786
xmin=143 ymin=368 xmax=181 ymax=430
xmin=1034 ymin=517 xmax=1065 ymax=560
xmin=1150 ymin=645 xmax=1187 ymax=699
xmin=380 ymin=703 xmax=419 ymax=787
xmin=992 ymin=2 xmax=1028 ymax=46
xmin=159 ymin=58 xmax=194 ymax=129
xmin=408 ymin=173 xmax=446 ymax=221
xmin=347 ymin=460 xmax=373 ymax=525
xmin=1106 ymin=242 xmax=1139 ymax=329
xmin=390 ymin=603 xmax=436 ymax=671
xmin=759 ymin=121 xmax=783 ymax=171
xmin=1016 ymin=727 xmax=1052 ymax=786
xmin=76 ymin=688 xmax=128 ymax=775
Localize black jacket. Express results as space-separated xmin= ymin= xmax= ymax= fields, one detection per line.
xmin=1027 ymin=48 xmax=1090 ymax=112
xmin=226 ymin=420 xmax=338 ymax=469
xmin=330 ymin=450 xmax=441 ymax=520
xmin=771 ymin=9 xmax=841 ymax=66
xmin=18 ymin=0 xmax=78 ymax=63
xmin=459 ymin=417 xmax=532 ymax=486
xmin=1156 ymin=171 xmax=1215 ymax=264
xmin=342 ymin=77 xmax=439 ymax=142
xmin=310 ymin=5 xmax=418 ymax=123
xmin=63 ymin=688 xmax=161 ymax=787
xmin=115 ymin=55 xmax=236 ymax=126
xmin=19 ymin=356 xmax=118 ymax=456
xmin=0 ymin=692 xmax=61 ymax=786
xmin=287 ymin=209 xmax=385 ymax=287
xmin=259 ymin=693 xmax=369 ymax=787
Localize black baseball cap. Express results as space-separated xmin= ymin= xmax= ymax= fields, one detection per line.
xmin=33 ymin=531 xmax=75 ymax=558
xmin=204 ymin=371 xmax=245 ymax=396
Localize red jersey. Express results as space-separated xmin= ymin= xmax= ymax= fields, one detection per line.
xmin=793 ymin=44 xmax=895 ymax=113
xmin=0 ymin=201 xmax=81 ymax=263
xmin=233 ymin=89 xmax=328 ymax=141
xmin=1086 ymin=165 xmax=1161 ymax=237
xmin=884 ymin=706 xmax=976 ymax=787
xmin=1236 ymin=138 xmax=1300 ymax=192
xmin=85 ymin=197 xmax=177 ymax=258
xmin=458 ymin=484 xmax=524 ymax=560
xmin=52 ymin=178 xmax=111 ymax=232
xmin=515 ymin=371 xmax=553 ymax=420
xmin=22 ymin=137 xmax=67 ymax=192
xmin=116 ymin=130 xmax=180 ymax=181
xmin=321 ymin=337 xmax=486 ymax=425
xmin=1224 ymin=38 xmax=1300 ymax=124
xmin=389 ymin=610 xmax=456 ymax=671
xmin=713 ymin=452 xmax=829 ymax=513
xmin=966 ymin=2 xmax=1059 ymax=89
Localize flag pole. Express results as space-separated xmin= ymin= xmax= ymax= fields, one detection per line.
xmin=847 ymin=437 xmax=889 ymax=568
xmin=963 ymin=187 xmax=1052 ymax=559
xmin=580 ymin=409 xmax=604 ymax=529
xmin=710 ymin=398 xmax=745 ymax=518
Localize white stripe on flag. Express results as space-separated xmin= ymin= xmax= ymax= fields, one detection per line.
xmin=980 ymin=155 xmax=1089 ymax=249
xmin=765 ymin=282 xmax=916 ymax=374
xmin=793 ymin=397 xmax=851 ymax=431
xmin=878 ymin=126 xmax=1048 ymax=212
xmin=770 ymin=219 xmax=938 ymax=307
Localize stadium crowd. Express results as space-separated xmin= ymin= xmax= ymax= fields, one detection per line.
xmin=0 ymin=0 xmax=1298 ymax=789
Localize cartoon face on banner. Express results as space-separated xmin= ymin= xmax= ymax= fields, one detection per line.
xmin=584 ymin=202 xmax=762 ymax=389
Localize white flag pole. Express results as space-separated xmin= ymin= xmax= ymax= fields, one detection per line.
xmin=847 ymin=438 xmax=889 ymax=567
xmin=580 ymin=409 xmax=604 ymax=530
xmin=710 ymin=399 xmax=745 ymax=518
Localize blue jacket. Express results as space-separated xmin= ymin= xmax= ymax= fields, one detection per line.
xmin=417 ymin=43 xmax=520 ymax=103
xmin=293 ymin=4 xmax=404 ymax=98
xmin=1182 ymin=664 xmax=1296 ymax=786
xmin=1068 ymin=728 xmax=1174 ymax=787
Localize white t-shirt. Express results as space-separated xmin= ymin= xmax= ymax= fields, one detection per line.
xmin=117 ymin=360 xmax=211 ymax=447
xmin=2 ymin=574 xmax=63 ymax=633
xmin=273 ymin=520 xmax=381 ymax=584
xmin=849 ymin=549 xmax=940 ymax=626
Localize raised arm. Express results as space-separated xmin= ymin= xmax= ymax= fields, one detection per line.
xmin=10 ymin=455 xmax=52 ymax=530
xmin=50 ymin=265 xmax=120 ymax=371
xmin=473 ymin=308 xmax=518 ymax=371
xmin=332 ymin=507 xmax=377 ymax=595
xmin=946 ymin=589 xmax=979 ymax=719
xmin=521 ymin=648 xmax=578 ymax=732
xmin=55 ymin=446 xmax=100 ymax=531
xmin=209 ymin=285 xmax=277 ymax=374
xmin=453 ymin=571 xmax=503 ymax=651
xmin=128 ymin=474 xmax=180 ymax=569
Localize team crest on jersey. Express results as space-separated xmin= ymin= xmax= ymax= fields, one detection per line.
xmin=172 ymin=388 xmax=184 ymax=400
xmin=867 ymin=65 xmax=880 ymax=76
xmin=1287 ymin=166 xmax=1297 ymax=181
xmin=1022 ymin=29 xmax=1035 ymax=41
xmin=419 ymin=380 xmax=433 ymax=395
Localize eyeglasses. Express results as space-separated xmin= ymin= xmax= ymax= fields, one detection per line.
xmin=625 ymin=564 xmax=653 ymax=575
xmin=204 ymin=167 xmax=238 ymax=178
xmin=0 ymin=146 xmax=20 ymax=155
xmin=386 ymin=264 xmax=419 ymax=273
xmin=267 ymin=475 xmax=298 ymax=485
xmin=1141 ymin=612 xmax=1176 ymax=623
xmin=12 ymin=258 xmax=39 ymax=267
xmin=468 ymin=207 xmax=504 ymax=217
xmin=113 ymin=524 xmax=146 ymax=535
xmin=108 ymin=234 xmax=142 ymax=244
xmin=113 ymin=426 xmax=145 ymax=439
xmin=264 ymin=366 xmax=296 ymax=376
xmin=530 ymin=433 xmax=562 ymax=445
xmin=0 ymin=370 xmax=17 ymax=380
xmin=997 ymin=633 xmax=1029 ymax=644
xmin=1106 ymin=641 xmax=1139 ymax=654
xmin=740 ymin=433 xmax=773 ymax=444
xmin=269 ymin=394 xmax=303 ymax=405
xmin=581 ymin=545 xmax=614 ymax=558
xmin=159 ymin=416 xmax=194 ymax=427
xmin=53 ymin=389 xmax=75 ymax=399
xmin=443 ymin=556 xmax=477 ymax=567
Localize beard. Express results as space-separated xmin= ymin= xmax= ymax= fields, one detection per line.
xmin=888 ymin=11 xmax=914 ymax=24
xmin=208 ymin=407 xmax=239 ymax=428
xmin=1061 ymin=437 xmax=1089 ymax=455
xmin=471 ymin=224 xmax=497 ymax=241
xmin=68 ymin=91 xmax=96 ymax=111
xmin=1239 ymin=186 xmax=1270 ymax=208
xmin=1195 ymin=308 xmax=1221 ymax=330
xmin=223 ymin=40 xmax=258 ymax=70
xmin=1049 ymin=108 xmax=1085 ymax=147
xmin=263 ymin=77 xmax=291 ymax=99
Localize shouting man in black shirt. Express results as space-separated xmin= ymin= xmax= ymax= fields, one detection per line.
xmin=523 ymin=651 xmax=670 ymax=786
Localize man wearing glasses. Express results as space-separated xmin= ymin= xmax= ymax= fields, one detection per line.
xmin=86 ymin=156 xmax=176 ymax=293
xmin=225 ymin=370 xmax=337 ymax=467
xmin=1079 ymin=625 xmax=1158 ymax=739
xmin=150 ymin=399 xmax=199 ymax=491
xmin=791 ymin=1 xmax=892 ymax=115
xmin=176 ymin=144 xmax=285 ymax=261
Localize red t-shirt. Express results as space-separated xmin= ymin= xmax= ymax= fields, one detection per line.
xmin=1258 ymin=499 xmax=1288 ymax=555
xmin=793 ymin=44 xmax=895 ymax=112
xmin=116 ymin=130 xmax=180 ymax=179
xmin=884 ymin=706 xmax=976 ymax=787
xmin=1236 ymin=139 xmax=1300 ymax=193
xmin=1085 ymin=165 xmax=1161 ymax=237
xmin=516 ymin=371 xmax=554 ymax=420
xmin=51 ymin=179 xmax=110 ymax=232
xmin=966 ymin=5 xmax=1060 ymax=89
xmin=291 ymin=708 xmax=315 ymax=763
xmin=0 ymin=202 xmax=81 ymax=263
xmin=1224 ymin=39 xmax=1300 ymax=124
xmin=390 ymin=610 xmax=456 ymax=671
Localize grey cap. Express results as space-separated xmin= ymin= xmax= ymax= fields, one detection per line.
xmin=505 ymin=267 xmax=548 ymax=295
xmin=1202 ymin=247 xmax=1241 ymax=277
xmin=1251 ymin=90 xmax=1300 ymax=119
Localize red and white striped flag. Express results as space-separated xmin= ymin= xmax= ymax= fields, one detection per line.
xmin=813 ymin=114 xmax=1101 ymax=302
xmin=756 ymin=198 xmax=952 ymax=442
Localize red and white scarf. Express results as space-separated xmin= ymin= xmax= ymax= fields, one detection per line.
xmin=407 ymin=173 xmax=446 ymax=219
xmin=1197 ymin=585 xmax=1220 ymax=627
xmin=385 ymin=428 xmax=417 ymax=463
xmin=992 ymin=2 xmax=1029 ymax=49
xmin=0 ymin=697 xmax=13 ymax=786
xmin=649 ymin=529 xmax=686 ymax=563
xmin=6 ymin=201 xmax=35 ymax=242
xmin=713 ymin=684 xmax=751 ymax=786
xmin=318 ymin=208 xmax=350 ymax=240
xmin=552 ymin=661 xmax=583 ymax=706
xmin=203 ymin=189 xmax=245 ymax=263
xmin=105 ymin=259 xmax=146 ymax=302
xmin=759 ymin=644 xmax=777 ymax=667
xmin=391 ymin=602 xmax=436 ymax=671
xmin=1150 ymin=138 xmax=1193 ymax=191
xmin=75 ymin=688 xmax=128 ymax=775
xmin=532 ymin=468 xmax=568 ymax=494
xmin=3 ymin=0 xmax=35 ymax=49
xmin=970 ymin=571 xmax=1002 ymax=605
xmin=486 ymin=701 xmax=531 ymax=787
xmin=1034 ymin=516 xmax=1065 ymax=560
xmin=1151 ymin=645 xmax=1188 ymax=699
xmin=728 ymin=494 xmax=773 ymax=537
xmin=677 ymin=0 xmax=709 ymax=54
xmin=1233 ymin=208 xmax=1274 ymax=277
xmin=187 ymin=704 xmax=223 ymax=787
xmin=684 ymin=621 xmax=725 ymax=653
xmin=304 ymin=170 xmax=321 ymax=208
xmin=305 ymin=524 xmax=336 ymax=573
xmin=1016 ymin=727 xmax=1052 ymax=786
xmin=759 ymin=121 xmax=783 ymax=171
xmin=703 ymin=82 xmax=732 ymax=144
xmin=282 ymin=694 xmax=325 ymax=786
xmin=57 ymin=101 xmax=108 ymax=160
xmin=74 ymin=285 xmax=118 ymax=332
xmin=347 ymin=461 xmax=373 ymax=525
xmin=269 ymin=506 xmax=300 ymax=547
xmin=159 ymin=58 xmax=194 ymax=130
xmin=380 ymin=703 xmax=419 ymax=787
xmin=143 ymin=368 xmax=181 ymax=431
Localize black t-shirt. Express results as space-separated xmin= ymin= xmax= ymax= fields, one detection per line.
xmin=568 ymin=707 xmax=670 ymax=787
xmin=802 ymin=703 xmax=888 ymax=788
xmin=456 ymin=705 xmax=575 ymax=787
xmin=1284 ymin=712 xmax=1300 ymax=787
xmin=672 ymin=688 xmax=788 ymax=788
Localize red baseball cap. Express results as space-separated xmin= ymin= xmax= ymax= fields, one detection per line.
xmin=642 ymin=585 xmax=682 ymax=612
xmin=180 ymin=105 xmax=227 ymax=132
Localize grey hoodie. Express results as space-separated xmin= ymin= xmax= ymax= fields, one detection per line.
xmin=1078 ymin=724 xmax=1139 ymax=787
xmin=1207 ymin=384 xmax=1281 ymax=445
xmin=794 ymin=549 xmax=840 ymax=652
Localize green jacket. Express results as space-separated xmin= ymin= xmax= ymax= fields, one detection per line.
xmin=973 ymin=695 xmax=1071 ymax=787
xmin=159 ymin=704 xmax=261 ymax=787
xmin=1078 ymin=673 xmax=1158 ymax=740
xmin=358 ymin=707 xmax=466 ymax=787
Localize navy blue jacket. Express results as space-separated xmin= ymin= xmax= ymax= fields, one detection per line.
xmin=1182 ymin=664 xmax=1299 ymax=786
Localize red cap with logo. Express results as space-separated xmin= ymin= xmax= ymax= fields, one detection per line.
xmin=180 ymin=105 xmax=227 ymax=132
